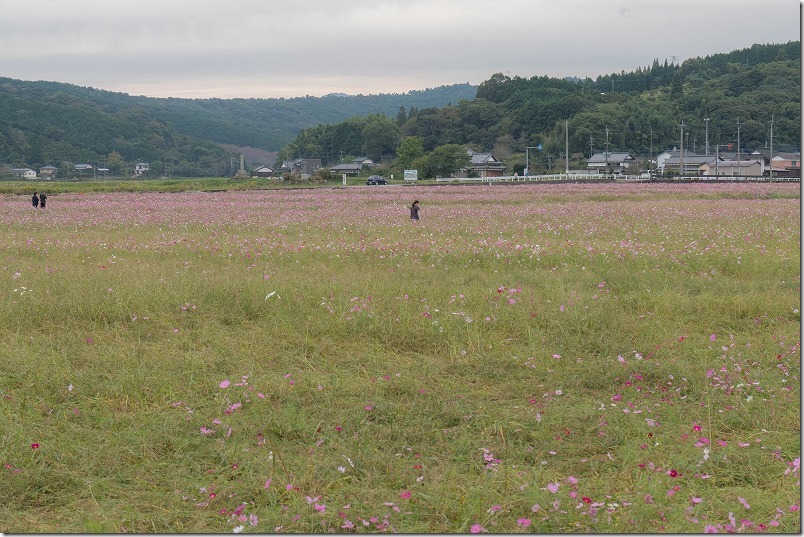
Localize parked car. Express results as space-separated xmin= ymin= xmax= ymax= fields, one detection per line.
xmin=366 ymin=175 xmax=387 ymax=185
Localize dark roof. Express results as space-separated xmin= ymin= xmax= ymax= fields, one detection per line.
xmin=588 ymin=152 xmax=635 ymax=163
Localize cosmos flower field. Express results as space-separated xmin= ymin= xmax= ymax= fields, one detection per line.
xmin=1 ymin=182 xmax=800 ymax=533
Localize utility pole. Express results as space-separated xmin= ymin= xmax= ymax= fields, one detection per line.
xmin=589 ymin=137 xmax=594 ymax=159
xmin=679 ymin=121 xmax=685 ymax=177
xmin=769 ymin=115 xmax=774 ymax=181
xmin=736 ymin=118 xmax=743 ymax=176
xmin=649 ymin=127 xmax=654 ymax=172
xmin=565 ymin=119 xmax=569 ymax=175
xmin=704 ymin=118 xmax=710 ymax=154
xmin=604 ymin=126 xmax=610 ymax=176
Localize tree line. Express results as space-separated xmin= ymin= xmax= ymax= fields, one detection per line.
xmin=0 ymin=79 xmax=475 ymax=177
xmin=0 ymin=41 xmax=798 ymax=179
xmin=278 ymin=41 xmax=800 ymax=179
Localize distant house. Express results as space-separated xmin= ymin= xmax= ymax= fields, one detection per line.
xmin=587 ymin=152 xmax=636 ymax=174
xmin=662 ymin=152 xmax=717 ymax=175
xmin=329 ymin=157 xmax=375 ymax=176
xmin=74 ymin=164 xmax=93 ymax=174
xmin=12 ymin=168 xmax=37 ymax=179
xmin=329 ymin=162 xmax=362 ymax=176
xmin=456 ymin=149 xmax=505 ymax=178
xmin=251 ymin=165 xmax=274 ymax=178
xmin=278 ymin=158 xmax=321 ymax=178
xmin=752 ymin=150 xmax=802 ymax=178
xmin=353 ymin=157 xmax=375 ymax=167
xmin=698 ymin=158 xmax=763 ymax=176
xmin=134 ymin=162 xmax=149 ymax=176
xmin=39 ymin=165 xmax=58 ymax=179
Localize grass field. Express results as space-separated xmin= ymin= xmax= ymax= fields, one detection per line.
xmin=0 ymin=182 xmax=800 ymax=533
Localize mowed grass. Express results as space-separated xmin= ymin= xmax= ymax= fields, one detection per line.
xmin=0 ymin=183 xmax=799 ymax=533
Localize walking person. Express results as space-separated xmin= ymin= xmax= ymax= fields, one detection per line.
xmin=39 ymin=192 xmax=47 ymax=210
xmin=410 ymin=200 xmax=420 ymax=221
xmin=32 ymin=192 xmax=39 ymax=210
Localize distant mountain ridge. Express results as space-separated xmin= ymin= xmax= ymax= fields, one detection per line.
xmin=0 ymin=40 xmax=799 ymax=177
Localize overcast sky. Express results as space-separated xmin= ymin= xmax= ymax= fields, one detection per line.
xmin=1 ymin=0 xmax=800 ymax=99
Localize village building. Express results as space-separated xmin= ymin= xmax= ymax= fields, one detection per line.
xmin=454 ymin=149 xmax=505 ymax=178
xmin=586 ymin=152 xmax=637 ymax=174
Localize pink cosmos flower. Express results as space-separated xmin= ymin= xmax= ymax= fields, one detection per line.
xmin=219 ymin=379 xmax=230 ymax=389
xmin=547 ymin=482 xmax=560 ymax=493
xmin=738 ymin=497 xmax=750 ymax=509
xmin=31 ymin=442 xmax=40 ymax=449
xmin=399 ymin=490 xmax=412 ymax=499
xmin=469 ymin=523 xmax=484 ymax=533
xmin=517 ymin=518 xmax=532 ymax=528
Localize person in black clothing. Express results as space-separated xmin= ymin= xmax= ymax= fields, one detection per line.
xmin=410 ymin=200 xmax=420 ymax=221
xmin=32 ymin=192 xmax=39 ymax=209
xmin=39 ymin=192 xmax=47 ymax=210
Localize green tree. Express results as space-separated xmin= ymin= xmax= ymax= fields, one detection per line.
xmin=396 ymin=105 xmax=407 ymax=126
xmin=362 ymin=115 xmax=400 ymax=162
xmin=425 ymin=144 xmax=470 ymax=178
xmin=395 ymin=136 xmax=424 ymax=170
xmin=107 ymin=151 xmax=125 ymax=175
xmin=670 ymin=72 xmax=683 ymax=98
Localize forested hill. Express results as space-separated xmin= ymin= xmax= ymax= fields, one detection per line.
xmin=0 ymin=80 xmax=476 ymax=174
xmin=1 ymin=40 xmax=799 ymax=177
xmin=278 ymin=41 xmax=800 ymax=169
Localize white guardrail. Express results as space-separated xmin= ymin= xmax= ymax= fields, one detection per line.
xmin=435 ymin=174 xmax=799 ymax=183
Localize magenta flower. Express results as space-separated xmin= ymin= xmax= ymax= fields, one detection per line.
xmin=399 ymin=490 xmax=412 ymax=499
xmin=469 ymin=523 xmax=484 ymax=533
xmin=219 ymin=379 xmax=230 ymax=389
xmin=517 ymin=518 xmax=532 ymax=528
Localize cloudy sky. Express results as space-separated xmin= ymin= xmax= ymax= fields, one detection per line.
xmin=1 ymin=0 xmax=800 ymax=99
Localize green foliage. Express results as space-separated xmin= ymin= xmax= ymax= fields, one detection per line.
xmin=395 ymin=136 xmax=424 ymax=170
xmin=361 ymin=115 xmax=400 ymax=162
xmin=423 ymin=144 xmax=471 ymax=178
xmin=0 ymin=41 xmax=799 ymax=179
xmin=279 ymin=41 xmax=800 ymax=168
xmin=0 ymin=79 xmax=476 ymax=174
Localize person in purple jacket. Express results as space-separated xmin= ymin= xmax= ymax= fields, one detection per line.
xmin=410 ymin=200 xmax=420 ymax=221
